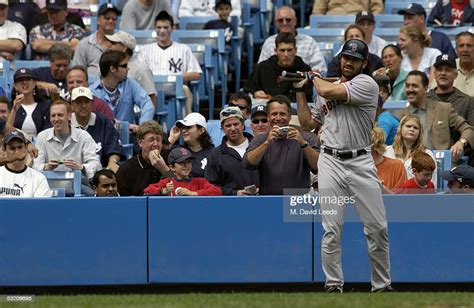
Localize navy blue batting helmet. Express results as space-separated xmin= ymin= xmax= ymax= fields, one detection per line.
xmin=340 ymin=39 xmax=369 ymax=61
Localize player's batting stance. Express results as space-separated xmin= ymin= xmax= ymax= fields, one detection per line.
xmin=295 ymin=39 xmax=393 ymax=293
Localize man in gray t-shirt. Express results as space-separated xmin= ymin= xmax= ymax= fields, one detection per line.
xmin=119 ymin=0 xmax=172 ymax=30
xmin=300 ymin=39 xmax=392 ymax=293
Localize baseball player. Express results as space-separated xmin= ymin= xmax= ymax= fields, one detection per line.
xmin=137 ymin=10 xmax=202 ymax=115
xmin=295 ymin=39 xmax=392 ymax=293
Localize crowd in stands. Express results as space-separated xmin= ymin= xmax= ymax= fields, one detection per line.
xmin=0 ymin=0 xmax=473 ymax=198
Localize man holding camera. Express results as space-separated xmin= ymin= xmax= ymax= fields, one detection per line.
xmin=243 ymin=95 xmax=319 ymax=195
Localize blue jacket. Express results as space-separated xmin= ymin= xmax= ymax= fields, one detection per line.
xmin=430 ymin=30 xmax=456 ymax=59
xmin=13 ymin=98 xmax=51 ymax=134
xmin=377 ymin=111 xmax=400 ymax=145
xmin=428 ymin=0 xmax=474 ymax=26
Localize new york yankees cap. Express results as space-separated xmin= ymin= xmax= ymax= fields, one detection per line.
xmin=397 ymin=3 xmax=426 ymax=18
xmin=441 ymin=165 xmax=474 ymax=187
xmin=98 ymin=2 xmax=121 ymax=17
xmin=355 ymin=11 xmax=375 ymax=24
xmin=433 ymin=54 xmax=457 ymax=69
xmin=168 ymin=147 xmax=194 ymax=164
xmin=13 ymin=68 xmax=35 ymax=82
xmin=46 ymin=0 xmax=67 ymax=10
xmin=71 ymin=87 xmax=93 ymax=101
xmin=251 ymin=105 xmax=267 ymax=118
xmin=3 ymin=131 xmax=26 ymax=145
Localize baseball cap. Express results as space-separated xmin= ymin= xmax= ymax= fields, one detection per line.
xmin=46 ymin=0 xmax=67 ymax=10
xmin=0 ymin=0 xmax=8 ymax=6
xmin=355 ymin=11 xmax=375 ymax=24
xmin=175 ymin=113 xmax=207 ymax=130
xmin=14 ymin=68 xmax=35 ymax=82
xmin=98 ymin=2 xmax=121 ymax=16
xmin=71 ymin=86 xmax=93 ymax=101
xmin=3 ymin=131 xmax=26 ymax=145
xmin=397 ymin=3 xmax=426 ymax=18
xmin=105 ymin=31 xmax=136 ymax=50
xmin=251 ymin=105 xmax=267 ymax=118
xmin=433 ymin=54 xmax=457 ymax=69
xmin=168 ymin=147 xmax=194 ymax=164
xmin=220 ymin=106 xmax=244 ymax=123
xmin=441 ymin=165 xmax=474 ymax=187
xmin=216 ymin=0 xmax=232 ymax=8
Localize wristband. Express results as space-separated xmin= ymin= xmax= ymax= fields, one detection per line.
xmin=300 ymin=142 xmax=309 ymax=149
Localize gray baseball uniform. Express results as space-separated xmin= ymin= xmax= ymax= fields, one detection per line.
xmin=313 ymin=74 xmax=391 ymax=291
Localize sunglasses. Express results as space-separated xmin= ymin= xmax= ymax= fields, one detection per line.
xmin=252 ymin=118 xmax=268 ymax=124
xmin=221 ymin=109 xmax=240 ymax=117
xmin=277 ymin=17 xmax=292 ymax=23
xmin=118 ymin=63 xmax=128 ymax=69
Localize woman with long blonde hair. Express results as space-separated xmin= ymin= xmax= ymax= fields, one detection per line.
xmin=384 ymin=114 xmax=437 ymax=187
xmin=398 ymin=25 xmax=440 ymax=83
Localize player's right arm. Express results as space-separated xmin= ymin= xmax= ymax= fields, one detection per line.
xmin=295 ymin=92 xmax=320 ymax=131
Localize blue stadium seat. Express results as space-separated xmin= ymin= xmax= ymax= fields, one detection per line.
xmin=433 ymin=150 xmax=452 ymax=190
xmin=154 ymin=74 xmax=187 ymax=130
xmin=383 ymin=100 xmax=409 ymax=110
xmin=127 ymin=30 xmax=157 ymax=45
xmin=41 ymin=170 xmax=82 ymax=197
xmin=296 ymin=28 xmax=346 ymax=45
xmin=375 ymin=14 xmax=404 ymax=28
xmin=114 ymin=120 xmax=134 ymax=159
xmin=187 ymin=44 xmax=214 ymax=117
xmin=430 ymin=26 xmax=474 ymax=41
xmin=309 ymin=15 xmax=354 ymax=29
xmin=373 ymin=28 xmax=401 ymax=44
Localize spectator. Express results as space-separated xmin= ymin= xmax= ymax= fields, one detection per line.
xmin=120 ymin=0 xmax=172 ymax=30
xmin=250 ymin=105 xmax=271 ymax=136
xmin=66 ymin=65 xmax=115 ymax=121
xmin=398 ymin=70 xmax=473 ymax=161
xmin=0 ymin=131 xmax=51 ymax=197
xmin=371 ymin=127 xmax=407 ymax=192
xmin=7 ymin=0 xmax=40 ymax=35
xmin=398 ymin=3 xmax=456 ymax=58
xmin=355 ymin=11 xmax=387 ymax=57
xmin=116 ymin=121 xmax=172 ymax=196
xmin=243 ymin=95 xmax=319 ymax=195
xmin=168 ymin=113 xmax=214 ymax=178
xmin=454 ymin=31 xmax=474 ymax=97
xmin=33 ymin=43 xmax=72 ymax=101
xmin=33 ymin=100 xmax=101 ymax=196
xmin=105 ymin=31 xmax=157 ymax=107
xmin=203 ymin=0 xmax=235 ymax=45
xmin=70 ymin=87 xmax=122 ymax=173
xmin=179 ymin=0 xmax=241 ymax=23
xmin=8 ymin=68 xmax=51 ymax=139
xmin=72 ymin=3 xmax=121 ymax=78
xmin=376 ymin=95 xmax=400 ymax=146
xmin=90 ymin=50 xmax=154 ymax=133
xmin=398 ymin=25 xmax=441 ymax=83
xmin=29 ymin=0 xmax=84 ymax=60
xmin=245 ymin=32 xmax=313 ymax=102
xmin=427 ymin=0 xmax=474 ymax=26
xmin=92 ymin=169 xmax=119 ymax=197
xmin=373 ymin=44 xmax=408 ymax=101
xmin=138 ymin=11 xmax=201 ymax=115
xmin=144 ymin=146 xmax=222 ymax=196
xmin=385 ymin=114 xmax=437 ymax=186
xmin=0 ymin=0 xmax=26 ymax=62
xmin=312 ymin=0 xmax=384 ymax=15
xmin=258 ymin=6 xmax=327 ymax=73
xmin=397 ymin=151 xmax=436 ymax=194
xmin=205 ymin=107 xmax=259 ymax=195
xmin=441 ymin=165 xmax=474 ymax=193
xmin=327 ymin=24 xmax=384 ymax=78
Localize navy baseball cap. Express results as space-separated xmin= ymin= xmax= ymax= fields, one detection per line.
xmin=46 ymin=0 xmax=67 ymax=10
xmin=397 ymin=3 xmax=426 ymax=18
xmin=434 ymin=54 xmax=457 ymax=69
xmin=3 ymin=131 xmax=26 ymax=145
xmin=168 ymin=147 xmax=194 ymax=164
xmin=98 ymin=3 xmax=121 ymax=17
xmin=14 ymin=68 xmax=35 ymax=82
xmin=251 ymin=105 xmax=267 ymax=118
xmin=441 ymin=165 xmax=474 ymax=187
xmin=355 ymin=11 xmax=375 ymax=24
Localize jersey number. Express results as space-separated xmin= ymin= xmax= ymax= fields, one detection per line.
xmin=321 ymin=100 xmax=337 ymax=116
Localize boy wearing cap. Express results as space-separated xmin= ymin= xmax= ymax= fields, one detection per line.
xmin=398 ymin=3 xmax=455 ymax=58
xmin=144 ymin=147 xmax=221 ymax=196
xmin=0 ymin=0 xmax=26 ymax=62
xmin=0 ymin=131 xmax=51 ymax=197
xmin=355 ymin=11 xmax=387 ymax=58
xmin=105 ymin=31 xmax=156 ymax=107
xmin=70 ymin=86 xmax=123 ymax=173
xmin=203 ymin=0 xmax=234 ymax=44
xmin=205 ymin=106 xmax=259 ymax=195
xmin=73 ymin=3 xmax=121 ymax=78
xmin=29 ymin=0 xmax=84 ymax=60
xmin=441 ymin=165 xmax=474 ymax=193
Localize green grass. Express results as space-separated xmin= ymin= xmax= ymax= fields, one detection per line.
xmin=2 ymin=292 xmax=473 ymax=308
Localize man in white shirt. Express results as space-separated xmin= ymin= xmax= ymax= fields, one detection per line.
xmin=0 ymin=0 xmax=26 ymax=62
xmin=0 ymin=131 xmax=51 ymax=197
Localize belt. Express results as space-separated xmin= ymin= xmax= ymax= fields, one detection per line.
xmin=322 ymin=147 xmax=368 ymax=160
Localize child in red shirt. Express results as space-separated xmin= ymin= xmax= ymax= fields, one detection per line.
xmin=143 ymin=147 xmax=222 ymax=196
xmin=398 ymin=152 xmax=436 ymax=194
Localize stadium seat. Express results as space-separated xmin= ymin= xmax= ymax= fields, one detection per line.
xmin=128 ymin=30 xmax=157 ymax=45
xmin=114 ymin=120 xmax=134 ymax=159
xmin=430 ymin=26 xmax=474 ymax=41
xmin=383 ymin=100 xmax=409 ymax=110
xmin=373 ymin=28 xmax=401 ymax=44
xmin=206 ymin=119 xmax=223 ymax=146
xmin=375 ymin=15 xmax=404 ymax=28
xmin=42 ymin=170 xmax=82 ymax=197
xmin=309 ymin=15 xmax=354 ymax=29
xmin=296 ymin=28 xmax=346 ymax=45
xmin=153 ymin=74 xmax=187 ymax=130
xmin=384 ymin=1 xmax=436 ymax=15
xmin=433 ymin=150 xmax=452 ymax=190
xmin=187 ymin=44 xmax=214 ymax=117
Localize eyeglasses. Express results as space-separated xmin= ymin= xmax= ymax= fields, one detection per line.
xmin=118 ymin=63 xmax=128 ymax=69
xmin=221 ymin=109 xmax=240 ymax=117
xmin=229 ymin=104 xmax=247 ymax=111
xmin=252 ymin=118 xmax=268 ymax=124
xmin=277 ymin=17 xmax=292 ymax=23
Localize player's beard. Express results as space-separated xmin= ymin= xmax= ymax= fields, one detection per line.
xmin=338 ymin=64 xmax=363 ymax=80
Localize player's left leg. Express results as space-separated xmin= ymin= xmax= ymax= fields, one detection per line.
xmin=346 ymin=154 xmax=392 ymax=291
